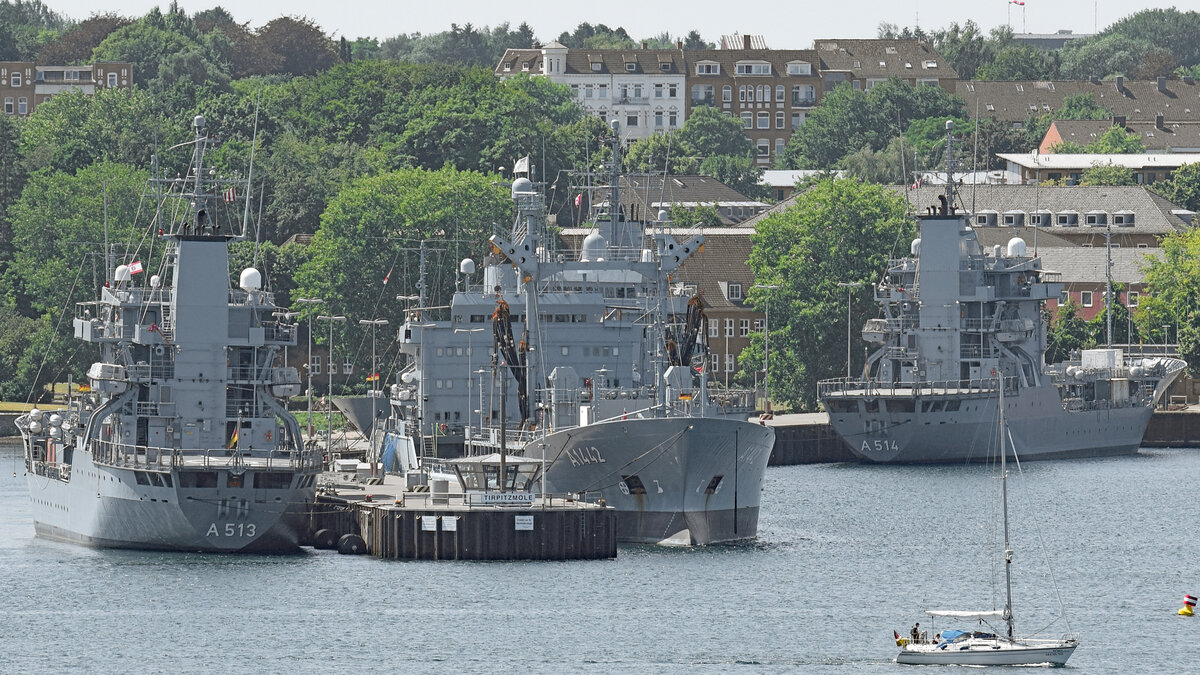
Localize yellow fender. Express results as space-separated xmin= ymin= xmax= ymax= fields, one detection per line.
xmin=896 ymin=638 xmax=909 ymax=646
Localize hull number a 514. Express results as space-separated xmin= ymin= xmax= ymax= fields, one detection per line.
xmin=862 ymin=439 xmax=899 ymax=453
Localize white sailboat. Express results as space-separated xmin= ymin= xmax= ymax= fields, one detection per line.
xmin=896 ymin=376 xmax=1079 ymax=666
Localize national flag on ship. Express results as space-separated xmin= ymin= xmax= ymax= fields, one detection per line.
xmin=513 ymin=155 xmax=530 ymax=175
xmin=77 ymin=384 xmax=91 ymax=392
xmin=575 ymin=193 xmax=583 ymax=207
xmin=223 ymin=186 xmax=237 ymax=203
xmin=383 ymin=267 xmax=392 ymax=285
xmin=1010 ymin=0 xmax=1024 ymax=5
xmin=128 ymin=260 xmax=143 ymax=274
xmin=227 ymin=428 xmax=239 ymax=449
xmin=366 ymin=372 xmax=380 ymax=382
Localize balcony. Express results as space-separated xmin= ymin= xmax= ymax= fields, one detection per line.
xmin=691 ymin=96 xmax=715 ymax=106
xmin=616 ymin=96 xmax=649 ymax=106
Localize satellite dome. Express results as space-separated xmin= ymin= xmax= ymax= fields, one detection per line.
xmin=114 ymin=265 xmax=131 ymax=282
xmin=1006 ymin=237 xmax=1027 ymax=257
xmin=239 ymin=268 xmax=262 ymax=291
xmin=580 ymin=232 xmax=607 ymax=262
xmin=511 ymin=177 xmax=534 ymax=198
xmin=149 ymin=274 xmax=162 ymax=289
xmin=459 ymin=258 xmax=477 ymax=275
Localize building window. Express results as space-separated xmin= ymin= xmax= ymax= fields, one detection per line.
xmin=791 ymin=112 xmax=803 ymax=129
xmin=775 ymin=138 xmax=785 ymax=156
xmin=571 ymin=84 xmax=579 ymax=96
xmin=668 ymin=84 xmax=677 ymax=97
xmin=591 ymin=62 xmax=602 ymax=72
xmin=521 ymin=62 xmax=530 ymax=71
xmin=311 ymin=355 xmax=322 ymax=375
xmin=18 ymin=97 xmax=26 ymax=114
xmin=735 ymin=62 xmax=771 ymax=75
xmin=626 ymin=114 xmax=638 ymax=127
xmin=668 ymin=111 xmax=678 ymax=127
xmin=739 ymin=85 xmax=747 ymax=103
xmin=725 ymin=318 xmax=735 ymax=338
xmin=107 ymin=72 xmax=117 ymax=87
xmin=723 ymin=85 xmax=731 ymax=102
xmin=11 ymin=72 xmax=20 ymax=87
xmin=792 ymin=85 xmax=815 ymax=105
xmin=757 ymin=111 xmax=769 ymax=128
xmin=655 ymin=83 xmax=664 ymax=98
xmin=757 ymin=139 xmax=769 ymax=156
xmin=3 ymin=97 xmax=12 ymax=114
xmin=660 ymin=62 xmax=672 ymax=72
xmin=776 ymin=85 xmax=784 ymax=101
xmin=1081 ymin=291 xmax=1093 ymax=307
xmin=726 ymin=353 xmax=735 ymax=372
xmin=728 ymin=283 xmax=743 ymax=300
xmin=754 ymin=319 xmax=764 ymax=331
xmin=1128 ymin=292 xmax=1139 ymax=307
xmin=925 ymin=60 xmax=938 ymax=69
xmin=691 ymin=84 xmax=714 ymax=104
xmin=584 ymin=84 xmax=594 ymax=98
xmin=625 ymin=62 xmax=636 ymax=72
xmin=775 ymin=111 xmax=784 ymax=129
xmin=342 ymin=359 xmax=354 ymax=375
xmin=759 ymin=85 xmax=770 ymax=102
xmin=696 ymin=63 xmax=719 ymax=75
xmin=65 ymin=70 xmax=79 ymax=81
xmin=654 ymin=111 xmax=663 ymax=127
xmin=740 ymin=111 xmax=752 ymax=129
xmin=708 ymin=319 xmax=718 ymax=338
xmin=598 ymin=84 xmax=608 ymax=98
xmin=740 ymin=319 xmax=750 ymax=337
xmin=712 ymin=353 xmax=720 ymax=372
xmin=787 ymin=62 xmax=812 ymax=75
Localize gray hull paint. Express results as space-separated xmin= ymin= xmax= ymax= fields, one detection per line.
xmin=27 ymin=453 xmax=309 ymax=553
xmin=829 ymin=384 xmax=1150 ymax=463
xmin=897 ymin=644 xmax=1076 ymax=666
xmin=523 ymin=416 xmax=774 ymax=544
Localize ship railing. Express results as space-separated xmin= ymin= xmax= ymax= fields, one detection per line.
xmin=126 ymin=363 xmax=153 ymax=380
xmin=228 ymin=288 xmax=277 ymax=307
xmin=28 ymin=459 xmax=71 ymax=482
xmin=959 ymin=345 xmax=1001 ymax=359
xmin=818 ymin=376 xmax=1013 ymax=398
xmin=92 ymin=439 xmax=323 ymax=471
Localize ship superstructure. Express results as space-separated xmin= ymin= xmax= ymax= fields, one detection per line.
xmin=380 ymin=122 xmax=775 ymax=544
xmin=16 ymin=115 xmax=321 ymax=551
xmin=817 ymin=121 xmax=1185 ymax=463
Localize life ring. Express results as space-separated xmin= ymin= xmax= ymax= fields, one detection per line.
xmin=439 ymin=423 xmax=448 ymax=435
xmin=264 ymin=431 xmax=272 ymax=442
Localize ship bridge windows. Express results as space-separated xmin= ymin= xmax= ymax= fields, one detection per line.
xmin=470 ymin=314 xmax=487 ymax=323
xmin=826 ymin=399 xmax=857 ymax=413
xmin=180 ymin=471 xmax=218 ymax=488
xmin=886 ymin=399 xmax=915 ymax=413
xmin=254 ymin=472 xmax=293 ymax=489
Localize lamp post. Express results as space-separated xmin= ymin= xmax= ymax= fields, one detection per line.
xmin=1163 ymin=324 xmax=1171 ymax=353
xmin=317 ymin=314 xmax=346 ymax=454
xmin=295 ymin=297 xmax=323 ymax=439
xmin=837 ymin=281 xmax=864 ymax=381
xmin=360 ymin=318 xmax=389 ymax=473
xmin=396 ymin=294 xmax=420 ymax=322
xmin=455 ymin=328 xmax=485 ymax=451
xmin=754 ymin=284 xmax=779 ymax=412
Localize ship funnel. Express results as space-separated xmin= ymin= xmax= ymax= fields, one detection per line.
xmin=239 ymin=267 xmax=262 ymax=291
xmin=1006 ymin=237 xmax=1027 ymax=257
xmin=911 ymin=238 xmax=921 ymax=256
xmin=459 ymin=258 xmax=477 ymax=275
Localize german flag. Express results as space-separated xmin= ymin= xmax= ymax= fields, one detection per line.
xmin=227 ymin=428 xmax=239 ymax=449
xmin=77 ymin=384 xmax=92 ymax=393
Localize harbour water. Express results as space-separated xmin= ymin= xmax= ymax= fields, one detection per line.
xmin=2 ymin=438 xmax=1196 ymax=673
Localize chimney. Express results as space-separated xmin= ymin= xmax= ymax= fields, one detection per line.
xmin=642 ymin=41 xmax=648 ymax=50
xmin=1156 ymin=112 xmax=1165 ymax=130
xmin=744 ymin=34 xmax=752 ymax=50
xmin=677 ymin=39 xmax=683 ymax=49
xmin=1158 ymin=76 xmax=1167 ymax=92
xmin=1113 ymin=115 xmax=1126 ymax=128
xmin=1115 ymin=75 xmax=1124 ymax=93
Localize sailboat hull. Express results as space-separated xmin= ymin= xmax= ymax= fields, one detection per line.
xmin=898 ymin=641 xmax=1076 ymax=666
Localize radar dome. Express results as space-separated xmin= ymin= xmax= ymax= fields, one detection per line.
xmin=49 ymin=413 xmax=62 ymax=427
xmin=580 ymin=232 xmax=607 ymax=262
xmin=910 ymin=238 xmax=921 ymax=256
xmin=511 ymin=177 xmax=534 ymax=198
xmin=193 ymin=115 xmax=205 ymax=130
xmin=239 ymin=268 xmax=262 ymax=291
xmin=149 ymin=274 xmax=162 ymax=289
xmin=1006 ymin=237 xmax=1028 ymax=257
xmin=657 ymin=209 xmax=670 ymax=223
xmin=460 ymin=258 xmax=477 ymax=275
xmin=114 ymin=265 xmax=131 ymax=282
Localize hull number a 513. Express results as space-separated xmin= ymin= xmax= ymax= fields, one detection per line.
xmin=207 ymin=523 xmax=257 ymax=537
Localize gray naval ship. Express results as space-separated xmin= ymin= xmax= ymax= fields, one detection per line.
xmin=16 ymin=115 xmax=321 ymax=551
xmin=379 ymin=122 xmax=775 ymax=545
xmin=818 ymin=122 xmax=1185 ymax=463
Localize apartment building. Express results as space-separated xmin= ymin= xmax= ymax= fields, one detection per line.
xmin=813 ymin=39 xmax=958 ymax=93
xmin=1 ymin=61 xmax=133 ymax=116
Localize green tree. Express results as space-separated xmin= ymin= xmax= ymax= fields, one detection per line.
xmin=676 ymin=105 xmax=754 ymax=160
xmin=36 ymin=13 xmax=130 ymax=64
xmin=291 ymin=167 xmax=511 ymax=364
xmin=975 ymin=44 xmax=1060 ymax=80
xmin=1086 ymin=125 xmax=1145 ymax=154
xmin=1097 ymin=8 xmax=1200 ymax=71
xmin=1056 ymin=92 xmax=1112 ymax=120
xmin=744 ymin=178 xmax=915 ymax=409
xmin=0 ymin=110 xmax=24 ymax=245
xmin=669 ymin=203 xmax=722 ymax=227
xmin=929 ymin=20 xmax=990 ymax=80
xmin=1059 ymin=33 xmax=1163 ymax=80
xmin=18 ymin=88 xmax=165 ymax=177
xmin=1154 ymin=162 xmax=1200 ymax=211
xmin=1078 ymin=164 xmax=1136 ymax=186
xmin=1046 ymin=300 xmax=1091 ymax=363
xmin=1139 ymin=226 xmax=1200 ymax=371
xmin=91 ymin=15 xmax=200 ymax=86
xmin=255 ymin=16 xmax=339 ymax=76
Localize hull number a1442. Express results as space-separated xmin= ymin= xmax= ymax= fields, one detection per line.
xmin=564 ymin=446 xmax=606 ymax=467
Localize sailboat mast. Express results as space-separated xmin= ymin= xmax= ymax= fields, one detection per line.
xmin=1000 ymin=376 xmax=1015 ymax=639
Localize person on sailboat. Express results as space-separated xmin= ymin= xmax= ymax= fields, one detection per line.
xmin=910 ymin=623 xmax=921 ymax=643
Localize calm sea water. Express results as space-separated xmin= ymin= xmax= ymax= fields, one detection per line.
xmin=2 ymin=438 xmax=1197 ymax=673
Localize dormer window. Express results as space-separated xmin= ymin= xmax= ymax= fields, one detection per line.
xmin=853 ymin=60 xmax=861 ymax=68
xmin=696 ymin=62 xmax=719 ymax=75
xmin=503 ymin=63 xmax=512 ymax=71
xmin=625 ymin=62 xmax=636 ymax=72
xmin=736 ymin=62 xmax=771 ymax=75
xmin=727 ymin=283 xmax=743 ymax=301
xmin=591 ymin=62 xmax=602 ymax=71
xmin=660 ymin=62 xmax=672 ymax=72
xmin=521 ymin=62 xmax=530 ymax=71
xmin=878 ymin=61 xmax=886 ymax=68
xmin=1015 ymin=84 xmax=1024 ymax=92
xmin=787 ymin=61 xmax=812 ymax=76
xmin=905 ymin=62 xmax=912 ymax=68
xmin=924 ymin=60 xmax=937 ymax=68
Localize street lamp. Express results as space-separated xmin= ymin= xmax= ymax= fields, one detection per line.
xmin=294 ymin=297 xmax=323 ymax=439
xmin=318 ymin=314 xmax=346 ymax=454
xmin=1163 ymin=324 xmax=1171 ymax=353
xmin=837 ymin=281 xmax=864 ymax=380
xmin=396 ymin=294 xmax=419 ymax=321
xmin=455 ymin=328 xmax=485 ymax=451
xmin=754 ymin=284 xmax=780 ymax=412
